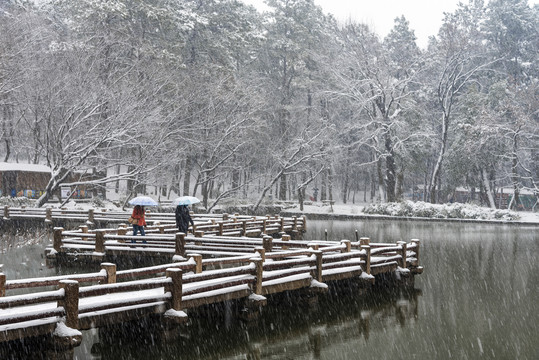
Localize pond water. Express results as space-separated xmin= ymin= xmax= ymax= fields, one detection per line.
xmin=1 ymin=220 xmax=537 ymax=359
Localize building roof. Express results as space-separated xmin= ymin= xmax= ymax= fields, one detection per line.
xmin=0 ymin=162 xmax=52 ymax=173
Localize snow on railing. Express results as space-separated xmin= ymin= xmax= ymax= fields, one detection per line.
xmin=0 ymin=259 xmax=257 ymax=336
xmin=0 ymin=281 xmax=78 ymax=332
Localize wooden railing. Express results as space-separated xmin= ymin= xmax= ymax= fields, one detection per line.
xmin=0 ymin=236 xmax=421 ymax=345
xmin=48 ymin=222 xmax=311 ymax=261
xmin=0 ymin=257 xmax=265 ymax=342
xmin=45 ymin=227 xmax=422 ymax=279
xmin=1 ymin=206 xmax=306 ymax=235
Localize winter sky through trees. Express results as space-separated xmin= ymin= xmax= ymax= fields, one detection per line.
xmin=243 ymin=0 xmax=539 ymax=47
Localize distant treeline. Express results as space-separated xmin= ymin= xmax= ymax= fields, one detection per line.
xmin=0 ymin=0 xmax=537 ymax=211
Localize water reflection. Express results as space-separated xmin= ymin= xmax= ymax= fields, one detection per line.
xmin=308 ymin=220 xmax=538 ymax=359
xmin=79 ymin=286 xmax=421 ymax=360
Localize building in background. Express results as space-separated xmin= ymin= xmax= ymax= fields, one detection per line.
xmin=0 ymin=162 xmax=51 ymax=199
xmin=0 ymin=162 xmax=104 ymax=201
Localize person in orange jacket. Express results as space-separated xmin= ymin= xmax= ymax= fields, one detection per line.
xmin=131 ymin=205 xmax=147 ymax=242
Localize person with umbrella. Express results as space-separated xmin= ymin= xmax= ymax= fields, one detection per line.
xmin=128 ymin=196 xmax=158 ymax=242
xmin=131 ymin=205 xmax=147 ymax=238
xmin=175 ymin=205 xmax=194 ymax=234
xmin=174 ymin=196 xmax=199 ymax=234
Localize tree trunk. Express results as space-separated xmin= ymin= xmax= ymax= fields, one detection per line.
xmin=384 ymin=134 xmax=397 ymax=202
xmin=481 ymin=167 xmax=496 ymax=209
xmin=342 ymin=171 xmax=348 ymax=204
xmin=395 ymin=168 xmax=404 ymax=201
xmin=363 ymin=174 xmax=368 ymax=202
xmin=298 ymin=173 xmax=306 ymax=211
xmin=321 ymin=170 xmax=327 ymax=201
xmin=279 ymin=173 xmax=287 ymax=200
xmin=370 ymin=168 xmax=376 ymax=202
xmin=510 ymin=131 xmax=521 ymax=211
xmin=193 ymin=172 xmax=200 ymax=198
xmin=243 ymin=169 xmax=249 ymax=198
xmin=37 ymin=168 xmax=69 ymax=207
xmin=327 ymin=167 xmax=333 ymax=201
xmin=201 ymin=175 xmax=209 ymax=209
xmin=377 ymin=158 xmax=385 ymax=202
xmin=183 ymin=157 xmax=191 ymax=196
xmin=298 ymin=187 xmax=304 ymax=211
xmin=429 ymin=113 xmax=450 ymax=203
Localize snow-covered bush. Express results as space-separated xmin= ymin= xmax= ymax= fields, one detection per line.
xmin=92 ymin=197 xmax=105 ymax=208
xmin=0 ymin=196 xmax=36 ymax=207
xmin=363 ymin=200 xmax=520 ymax=221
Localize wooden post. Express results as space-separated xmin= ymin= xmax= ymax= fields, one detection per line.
xmin=341 ymin=240 xmax=351 ymax=253
xmin=159 ymin=225 xmax=165 ymax=234
xmin=262 ymin=236 xmax=273 ymax=252
xmin=355 ymin=230 xmax=359 ymax=242
xmin=95 ymin=230 xmax=105 ymax=253
xmin=302 ymin=215 xmax=307 ymax=232
xmin=45 ymin=207 xmax=52 ymax=223
xmin=313 ymin=250 xmax=323 ymax=282
xmin=359 ymin=237 xmax=370 ymax=246
xmin=2 ymin=206 xmax=9 ymax=219
xmin=218 ymin=222 xmax=224 ymax=236
xmin=254 ymin=247 xmax=265 ymax=262
xmin=194 ymin=230 xmax=204 ymax=238
xmin=189 ymin=254 xmax=203 ymax=273
xmin=0 ymin=273 xmax=5 ymax=297
xmin=293 ymin=216 xmax=298 ymax=231
xmin=324 ymin=229 xmax=328 ymax=241
xmin=165 ymin=268 xmax=182 ymax=311
xmin=398 ymin=241 xmax=407 ymax=268
xmin=251 ymin=257 xmax=263 ymax=295
xmin=411 ymin=239 xmax=420 ymax=265
xmin=262 ymin=219 xmax=267 ymax=234
xmin=100 ymin=263 xmax=116 ymax=284
xmin=87 ymin=208 xmax=94 ymax=224
xmin=117 ymin=226 xmax=127 ymax=243
xmin=223 ymin=213 xmax=229 ymax=221
xmin=281 ymin=234 xmax=290 ymax=250
xmin=175 ymin=233 xmax=186 ymax=257
xmin=53 ymin=227 xmax=64 ymax=253
xmin=58 ymin=280 xmax=79 ymax=329
xmin=361 ymin=245 xmax=371 ymax=275
xmin=310 ymin=243 xmax=319 ymax=251
xmin=79 ymin=225 xmax=88 ymax=234
xmin=280 ymin=218 xmax=285 ymax=232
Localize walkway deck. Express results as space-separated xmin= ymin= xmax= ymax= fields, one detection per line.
xmin=0 ymin=212 xmax=423 ymax=354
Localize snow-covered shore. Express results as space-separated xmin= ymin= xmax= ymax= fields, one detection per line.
xmin=281 ymin=201 xmax=539 ymax=225
xmin=2 ymin=196 xmax=537 ymax=225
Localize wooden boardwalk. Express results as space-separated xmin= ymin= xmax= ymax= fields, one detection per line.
xmin=0 ymin=211 xmax=423 ymax=355
xmin=2 ymin=206 xmax=304 ymax=236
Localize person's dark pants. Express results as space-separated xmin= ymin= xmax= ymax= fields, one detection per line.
xmin=132 ymin=225 xmax=146 ymax=243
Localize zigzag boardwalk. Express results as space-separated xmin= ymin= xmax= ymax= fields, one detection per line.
xmin=0 ymin=213 xmax=423 ymax=358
